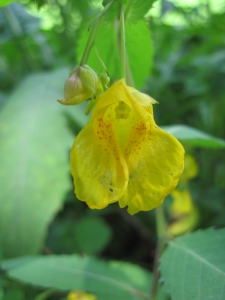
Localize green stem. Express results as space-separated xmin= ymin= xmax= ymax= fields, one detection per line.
xmin=88 ymin=0 xmax=115 ymax=29
xmin=125 ymin=56 xmax=135 ymax=87
xmin=80 ymin=23 xmax=98 ymax=66
xmin=119 ymin=6 xmax=126 ymax=81
xmin=155 ymin=205 xmax=167 ymax=238
xmin=94 ymin=45 xmax=108 ymax=73
xmin=124 ymin=0 xmax=135 ymax=21
xmin=80 ymin=0 xmax=115 ymax=66
xmin=150 ymin=205 xmax=168 ymax=299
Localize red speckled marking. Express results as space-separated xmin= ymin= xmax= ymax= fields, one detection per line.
xmin=124 ymin=121 xmax=152 ymax=158
xmin=96 ymin=117 xmax=119 ymax=160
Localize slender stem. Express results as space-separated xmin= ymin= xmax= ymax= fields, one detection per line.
xmin=94 ymin=45 xmax=108 ymax=73
xmin=124 ymin=0 xmax=135 ymax=21
xmin=150 ymin=205 xmax=168 ymax=299
xmin=80 ymin=24 xmax=98 ymax=66
xmin=88 ymin=0 xmax=115 ymax=29
xmin=125 ymin=56 xmax=135 ymax=87
xmin=119 ymin=6 xmax=126 ymax=81
xmin=155 ymin=205 xmax=167 ymax=238
xmin=80 ymin=0 xmax=115 ymax=66
xmin=117 ymin=1 xmax=134 ymax=85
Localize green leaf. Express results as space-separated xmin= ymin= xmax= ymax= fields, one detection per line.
xmin=78 ymin=20 xmax=153 ymax=88
xmin=78 ymin=22 xmax=121 ymax=84
xmin=0 ymin=0 xmax=14 ymax=7
xmin=74 ymin=217 xmax=112 ymax=254
xmin=0 ymin=68 xmax=87 ymax=258
xmin=102 ymin=0 xmax=157 ymax=22
xmin=162 ymin=124 xmax=225 ymax=148
xmin=160 ymin=228 xmax=225 ymax=300
xmin=1 ymin=255 xmax=151 ymax=300
xmin=125 ymin=0 xmax=157 ymax=22
xmin=126 ymin=21 xmax=153 ymax=89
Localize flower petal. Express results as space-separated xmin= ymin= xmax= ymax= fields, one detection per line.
xmin=131 ymin=90 xmax=158 ymax=106
xmin=119 ymin=115 xmax=184 ymax=214
xmin=70 ymin=106 xmax=128 ymax=210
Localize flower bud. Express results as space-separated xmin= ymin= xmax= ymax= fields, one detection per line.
xmin=58 ymin=65 xmax=99 ymax=105
xmin=96 ymin=78 xmax=103 ymax=95
xmin=99 ymin=73 xmax=110 ymax=88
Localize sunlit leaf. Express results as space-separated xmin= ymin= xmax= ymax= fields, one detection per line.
xmin=160 ymin=228 xmax=225 ymax=300
xmin=77 ymin=21 xmax=121 ymax=84
xmin=102 ymin=0 xmax=157 ymax=22
xmin=125 ymin=0 xmax=157 ymax=22
xmin=126 ymin=20 xmax=153 ymax=88
xmin=78 ymin=20 xmax=153 ymax=88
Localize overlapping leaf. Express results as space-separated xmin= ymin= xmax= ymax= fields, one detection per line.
xmin=78 ymin=20 xmax=153 ymax=88
xmin=1 ymin=255 xmax=151 ymax=300
xmin=163 ymin=124 xmax=225 ymax=148
xmin=160 ymin=228 xmax=225 ymax=300
xmin=0 ymin=68 xmax=87 ymax=258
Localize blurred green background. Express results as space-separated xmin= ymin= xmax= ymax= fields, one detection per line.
xmin=0 ymin=0 xmax=225 ymax=299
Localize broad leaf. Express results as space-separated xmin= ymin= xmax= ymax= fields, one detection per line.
xmin=126 ymin=20 xmax=153 ymax=89
xmin=0 ymin=68 xmax=87 ymax=258
xmin=78 ymin=21 xmax=121 ymax=84
xmin=160 ymin=228 xmax=225 ymax=300
xmin=78 ymin=20 xmax=153 ymax=88
xmin=1 ymin=255 xmax=151 ymax=300
xmin=126 ymin=0 xmax=157 ymax=22
xmin=103 ymin=0 xmax=157 ymax=22
xmin=162 ymin=124 xmax=225 ymax=148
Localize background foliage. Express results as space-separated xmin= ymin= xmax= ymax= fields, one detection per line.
xmin=0 ymin=0 xmax=225 ymax=299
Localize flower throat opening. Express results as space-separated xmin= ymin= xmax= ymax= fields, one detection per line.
xmin=114 ymin=101 xmax=131 ymax=119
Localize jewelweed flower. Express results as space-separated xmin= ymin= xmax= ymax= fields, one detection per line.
xmin=70 ymin=79 xmax=184 ymax=214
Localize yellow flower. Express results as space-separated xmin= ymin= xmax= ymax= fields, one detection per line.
xmin=169 ymin=155 xmax=199 ymax=236
xmin=70 ymin=79 xmax=184 ymax=214
xmin=180 ymin=154 xmax=198 ymax=183
xmin=67 ymin=290 xmax=97 ymax=300
xmin=171 ymin=189 xmax=194 ymax=215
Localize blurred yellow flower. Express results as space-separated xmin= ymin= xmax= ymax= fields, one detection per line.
xmin=70 ymin=79 xmax=184 ymax=214
xmin=169 ymin=155 xmax=199 ymax=236
xmin=180 ymin=154 xmax=198 ymax=183
xmin=171 ymin=189 xmax=194 ymax=215
xmin=67 ymin=290 xmax=97 ymax=300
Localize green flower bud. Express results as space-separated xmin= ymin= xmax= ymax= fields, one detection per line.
xmin=100 ymin=72 xmax=110 ymax=88
xmin=96 ymin=78 xmax=103 ymax=95
xmin=58 ymin=65 xmax=98 ymax=105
